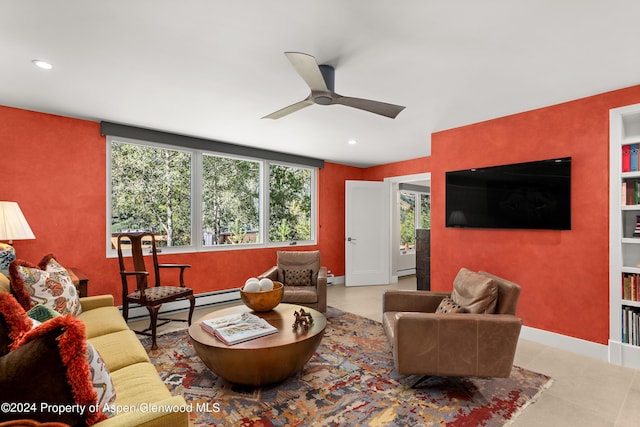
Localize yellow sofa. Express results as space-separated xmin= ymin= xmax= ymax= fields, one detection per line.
xmin=0 ymin=273 xmax=189 ymax=427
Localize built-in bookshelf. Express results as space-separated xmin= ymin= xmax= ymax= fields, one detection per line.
xmin=610 ymin=103 xmax=640 ymax=369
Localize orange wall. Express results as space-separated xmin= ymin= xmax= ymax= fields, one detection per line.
xmin=362 ymin=156 xmax=431 ymax=181
xmin=430 ymin=85 xmax=640 ymax=345
xmin=0 ymin=105 xmax=362 ymax=300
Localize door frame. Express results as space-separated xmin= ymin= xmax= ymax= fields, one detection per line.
xmin=385 ymin=172 xmax=431 ymax=283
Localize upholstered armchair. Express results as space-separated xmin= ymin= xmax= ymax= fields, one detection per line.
xmin=259 ymin=250 xmax=327 ymax=312
xmin=382 ymin=268 xmax=522 ymax=379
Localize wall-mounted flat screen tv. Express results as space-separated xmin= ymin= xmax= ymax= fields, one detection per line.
xmin=445 ymin=157 xmax=571 ymax=230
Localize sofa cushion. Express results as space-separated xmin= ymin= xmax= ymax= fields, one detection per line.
xmin=2 ymin=315 xmax=108 ymax=425
xmin=88 ymin=329 xmax=150 ymax=372
xmin=451 ymin=268 xmax=498 ymax=314
xmin=77 ymin=306 xmax=129 ymax=339
xmin=8 ymin=255 xmax=82 ymax=316
xmin=109 ymin=362 xmax=173 ymax=408
xmin=435 ymin=296 xmax=468 ymax=314
xmin=0 ymin=272 xmax=10 ymax=294
xmin=283 ymin=268 xmax=312 ymax=286
xmin=282 ymin=286 xmax=318 ymax=304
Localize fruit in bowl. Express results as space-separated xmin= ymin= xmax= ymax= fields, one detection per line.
xmin=240 ymin=279 xmax=284 ymax=312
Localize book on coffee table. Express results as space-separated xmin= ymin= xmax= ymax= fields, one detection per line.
xmin=200 ymin=311 xmax=277 ymax=345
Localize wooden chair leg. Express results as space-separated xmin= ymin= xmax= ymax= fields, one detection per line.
xmin=122 ymin=301 xmax=129 ymax=322
xmin=148 ymin=304 xmax=161 ymax=350
xmin=187 ymin=294 xmax=195 ymax=326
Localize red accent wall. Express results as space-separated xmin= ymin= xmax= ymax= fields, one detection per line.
xmin=362 ymin=156 xmax=431 ymax=181
xmin=0 ymin=105 xmax=362 ymax=299
xmin=431 ymin=85 xmax=640 ymax=345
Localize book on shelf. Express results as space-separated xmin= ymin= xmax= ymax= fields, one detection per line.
xmin=622 ymin=272 xmax=640 ymax=301
xmin=623 ymin=144 xmax=632 ymax=172
xmin=200 ymin=311 xmax=277 ymax=345
xmin=622 ymin=306 xmax=640 ymax=346
xmin=631 ymin=144 xmax=639 ymax=172
xmin=622 ymin=144 xmax=640 ymax=173
xmin=622 ymin=179 xmax=640 ymax=205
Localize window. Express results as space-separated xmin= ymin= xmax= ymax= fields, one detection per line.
xmin=420 ymin=193 xmax=431 ymax=229
xmin=399 ymin=191 xmax=416 ymax=250
xmin=111 ymin=141 xmax=192 ymax=248
xmin=269 ymin=164 xmax=313 ymax=243
xmin=398 ymin=190 xmax=430 ymax=252
xmin=202 ymin=154 xmax=261 ymax=246
xmin=108 ymin=137 xmax=316 ymax=254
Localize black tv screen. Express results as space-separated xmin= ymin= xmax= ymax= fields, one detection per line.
xmin=445 ymin=157 xmax=571 ymax=230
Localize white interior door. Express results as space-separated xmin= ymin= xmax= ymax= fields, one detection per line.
xmin=345 ymin=180 xmax=391 ymax=286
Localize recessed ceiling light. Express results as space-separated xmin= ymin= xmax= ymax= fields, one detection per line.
xmin=32 ymin=60 xmax=53 ymax=70
xmin=348 ymin=139 xmax=357 ymax=145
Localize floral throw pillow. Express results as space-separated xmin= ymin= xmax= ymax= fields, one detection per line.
xmin=9 ymin=254 xmax=82 ymax=316
xmin=87 ymin=342 xmax=117 ymax=417
xmin=436 ymin=296 xmax=468 ymax=314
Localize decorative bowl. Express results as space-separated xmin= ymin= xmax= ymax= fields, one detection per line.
xmin=240 ymin=281 xmax=284 ymax=312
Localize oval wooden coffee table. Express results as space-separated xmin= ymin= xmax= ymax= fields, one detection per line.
xmin=189 ymin=303 xmax=326 ymax=387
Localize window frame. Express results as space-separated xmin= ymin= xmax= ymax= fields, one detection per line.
xmin=106 ymin=135 xmax=318 ymax=257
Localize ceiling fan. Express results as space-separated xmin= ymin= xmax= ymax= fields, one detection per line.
xmin=263 ymin=52 xmax=405 ymax=120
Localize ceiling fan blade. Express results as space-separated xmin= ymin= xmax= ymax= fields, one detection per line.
xmin=262 ymin=99 xmax=314 ymax=119
xmin=284 ymin=52 xmax=329 ymax=92
xmin=334 ymin=95 xmax=405 ymax=119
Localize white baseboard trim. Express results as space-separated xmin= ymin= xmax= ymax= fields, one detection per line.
xmin=123 ymin=288 xmax=241 ymax=320
xmin=398 ymin=268 xmax=416 ymax=277
xmin=329 ymin=275 xmax=345 ymax=285
xmin=608 ymin=339 xmax=640 ymax=369
xmin=520 ymin=325 xmax=609 ymax=362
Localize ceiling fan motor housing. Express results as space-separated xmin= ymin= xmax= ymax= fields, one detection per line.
xmin=314 ymin=64 xmax=336 ymax=105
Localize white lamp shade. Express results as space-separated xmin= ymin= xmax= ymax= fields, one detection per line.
xmin=0 ymin=201 xmax=35 ymax=241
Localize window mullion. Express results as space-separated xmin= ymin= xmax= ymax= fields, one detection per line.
xmin=262 ymin=160 xmax=270 ymax=245
xmin=193 ymin=151 xmax=203 ymax=249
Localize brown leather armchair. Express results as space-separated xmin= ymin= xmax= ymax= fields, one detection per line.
xmin=382 ymin=268 xmax=522 ymax=379
xmin=259 ymin=250 xmax=327 ymax=312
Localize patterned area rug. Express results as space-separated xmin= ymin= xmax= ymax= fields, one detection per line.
xmin=141 ymin=307 xmax=551 ymax=426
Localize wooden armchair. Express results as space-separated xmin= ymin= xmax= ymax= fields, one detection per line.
xmin=116 ymin=232 xmax=195 ymax=350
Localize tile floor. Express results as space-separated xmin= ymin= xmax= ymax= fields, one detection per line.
xmin=133 ymin=275 xmax=640 ymax=426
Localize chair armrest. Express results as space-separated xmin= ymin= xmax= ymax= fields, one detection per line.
xmin=259 ymin=266 xmax=279 ymax=281
xmin=80 ymin=295 xmax=114 ymax=311
xmin=158 ymin=264 xmax=190 ymax=287
xmin=121 ymin=271 xmax=149 ymax=277
xmin=316 ymin=266 xmax=328 ymax=312
xmin=383 ymin=290 xmax=450 ymax=313
xmin=393 ymin=312 xmax=522 ymax=377
xmin=157 ymin=263 xmax=191 ymax=269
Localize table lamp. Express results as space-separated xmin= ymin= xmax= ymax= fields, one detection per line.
xmin=0 ymin=201 xmax=36 ymax=277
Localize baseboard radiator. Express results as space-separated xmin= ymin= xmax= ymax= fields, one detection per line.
xmin=120 ymin=288 xmax=241 ymax=320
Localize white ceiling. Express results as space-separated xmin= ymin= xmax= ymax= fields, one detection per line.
xmin=2 ymin=1 xmax=640 ymax=167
